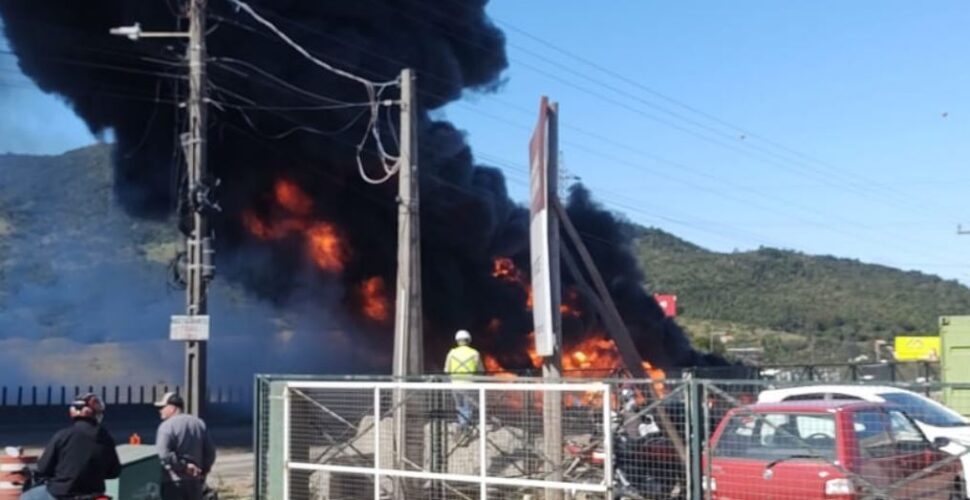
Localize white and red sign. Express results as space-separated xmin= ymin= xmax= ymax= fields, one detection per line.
xmin=529 ymin=96 xmax=555 ymax=357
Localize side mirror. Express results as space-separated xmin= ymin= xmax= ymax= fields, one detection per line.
xmin=933 ymin=437 xmax=951 ymax=449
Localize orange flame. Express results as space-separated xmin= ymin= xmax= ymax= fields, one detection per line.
xmin=492 ymin=257 xmax=524 ymax=283
xmin=274 ymin=179 xmax=313 ymax=216
xmin=486 ymin=256 xmax=666 ymax=399
xmin=486 ymin=318 xmax=502 ymax=334
xmin=306 ymin=223 xmax=346 ymax=272
xmin=243 ymin=179 xmax=353 ymax=273
xmin=359 ymin=277 xmax=389 ymax=322
xmin=243 ymin=211 xmax=308 ymax=240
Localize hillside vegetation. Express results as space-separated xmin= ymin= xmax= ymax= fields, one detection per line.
xmin=634 ymin=227 xmax=970 ymax=363
xmin=3 ymin=146 xmax=969 ymax=365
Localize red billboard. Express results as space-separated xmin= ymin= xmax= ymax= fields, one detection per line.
xmin=654 ymin=294 xmax=677 ymax=317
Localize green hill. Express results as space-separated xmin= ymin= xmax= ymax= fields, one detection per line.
xmin=4 ymin=146 xmax=969 ymax=366
xmin=634 ymin=226 xmax=970 ymax=363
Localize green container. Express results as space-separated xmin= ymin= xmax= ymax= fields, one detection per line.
xmin=941 ymin=315 xmax=970 ymax=416
xmin=105 ymin=444 xmax=162 ymax=500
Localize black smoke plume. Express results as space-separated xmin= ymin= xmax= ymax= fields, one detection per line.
xmin=0 ymin=0 xmax=720 ymax=372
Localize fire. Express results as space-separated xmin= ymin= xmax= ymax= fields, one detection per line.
xmin=562 ymin=334 xmax=621 ymax=372
xmin=492 ymin=257 xmax=523 ymax=282
xmin=306 ymin=223 xmax=346 ymax=272
xmin=274 ymin=179 xmax=313 ymax=216
xmin=486 ymin=256 xmax=666 ymax=398
xmin=242 ymin=211 xmax=308 ymax=240
xmin=359 ymin=277 xmax=389 ymax=322
xmin=526 ymin=332 xmax=542 ymax=368
xmin=561 ymin=288 xmax=582 ymax=317
xmin=487 ymin=318 xmax=502 ymax=334
xmin=242 ymin=179 xmax=351 ymax=273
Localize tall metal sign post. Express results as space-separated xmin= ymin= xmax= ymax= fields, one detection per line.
xmin=529 ymin=96 xmax=563 ymax=499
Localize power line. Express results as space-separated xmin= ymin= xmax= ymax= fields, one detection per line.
xmin=223 ymin=0 xmax=402 ymax=185
xmin=405 ymin=2 xmax=967 ymax=220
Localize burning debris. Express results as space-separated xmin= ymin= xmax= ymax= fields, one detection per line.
xmin=0 ymin=0 xmax=725 ymax=374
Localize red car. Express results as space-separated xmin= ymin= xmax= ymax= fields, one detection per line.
xmin=705 ymin=400 xmax=963 ymax=499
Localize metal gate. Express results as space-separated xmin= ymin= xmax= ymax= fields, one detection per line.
xmin=280 ymin=380 xmax=612 ymax=500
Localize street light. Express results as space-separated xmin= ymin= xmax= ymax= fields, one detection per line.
xmin=109 ymin=23 xmax=189 ymax=41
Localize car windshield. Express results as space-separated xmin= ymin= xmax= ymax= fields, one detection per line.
xmin=879 ymin=393 xmax=968 ymax=427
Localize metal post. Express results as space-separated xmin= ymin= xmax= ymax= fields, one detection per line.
xmin=374 ymin=388 xmax=381 ymax=500
xmin=184 ymin=0 xmax=210 ymax=418
xmin=686 ymin=376 xmax=704 ymax=500
xmin=391 ymin=68 xmax=422 ymax=499
xmin=542 ymin=101 xmax=563 ymax=500
xmin=282 ymin=386 xmax=291 ymax=500
xmin=703 ymin=382 xmax=713 ymax=500
xmin=479 ymin=388 xmax=487 ymax=500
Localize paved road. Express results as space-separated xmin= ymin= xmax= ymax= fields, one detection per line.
xmin=208 ymin=450 xmax=255 ymax=498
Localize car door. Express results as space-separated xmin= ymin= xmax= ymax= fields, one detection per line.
xmin=851 ymin=410 xmax=898 ymax=496
xmin=887 ymin=409 xmax=956 ymax=499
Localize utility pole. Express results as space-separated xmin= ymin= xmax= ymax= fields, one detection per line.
xmin=391 ymin=67 xmax=422 ymax=385
xmin=183 ymin=0 xmax=211 ymax=418
xmin=392 ymin=68 xmax=422 ymax=498
xmin=110 ymin=0 xmax=212 ymax=418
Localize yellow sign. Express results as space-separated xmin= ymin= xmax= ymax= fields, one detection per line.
xmin=894 ymin=336 xmax=941 ymax=361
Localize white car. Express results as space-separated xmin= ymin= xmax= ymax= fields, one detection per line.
xmin=758 ymin=385 xmax=970 ymax=497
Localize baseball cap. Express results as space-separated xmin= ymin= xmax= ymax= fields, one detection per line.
xmin=153 ymin=391 xmax=184 ymax=409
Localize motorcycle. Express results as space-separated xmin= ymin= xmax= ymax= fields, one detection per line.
xmin=565 ymin=401 xmax=686 ymax=499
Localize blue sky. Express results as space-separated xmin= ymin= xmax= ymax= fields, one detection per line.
xmin=2 ymin=2 xmax=969 ymax=283
xmin=443 ymin=0 xmax=970 ymax=283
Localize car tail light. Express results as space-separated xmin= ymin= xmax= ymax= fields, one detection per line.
xmin=824 ymin=478 xmax=854 ymax=496
xmin=702 ymin=475 xmax=716 ymax=492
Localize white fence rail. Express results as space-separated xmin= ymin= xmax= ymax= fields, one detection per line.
xmin=281 ymin=380 xmax=612 ymax=500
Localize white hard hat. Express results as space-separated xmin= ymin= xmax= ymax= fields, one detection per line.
xmin=455 ymin=330 xmax=472 ymax=343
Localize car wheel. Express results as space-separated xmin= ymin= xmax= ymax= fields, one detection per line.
xmin=951 ymin=477 xmax=966 ymax=500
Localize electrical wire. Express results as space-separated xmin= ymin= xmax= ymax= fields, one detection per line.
xmin=223 ymin=0 xmax=403 ymax=185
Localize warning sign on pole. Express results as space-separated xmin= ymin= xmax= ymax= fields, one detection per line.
xmin=170 ymin=315 xmax=210 ymax=341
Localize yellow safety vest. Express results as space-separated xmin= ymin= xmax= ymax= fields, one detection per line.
xmin=445 ymin=345 xmax=481 ymax=378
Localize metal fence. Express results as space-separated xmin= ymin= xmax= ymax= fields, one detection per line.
xmin=275 ymin=379 xmax=612 ymax=499
xmin=754 ymin=361 xmax=939 ymax=384
xmin=0 ymin=383 xmax=250 ymax=406
xmin=256 ymin=375 xmax=970 ymax=499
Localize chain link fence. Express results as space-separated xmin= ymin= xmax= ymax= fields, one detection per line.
xmin=256 ymin=375 xmax=970 ymax=499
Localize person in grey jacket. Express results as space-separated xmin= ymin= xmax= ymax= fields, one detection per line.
xmin=154 ymin=392 xmax=216 ymax=500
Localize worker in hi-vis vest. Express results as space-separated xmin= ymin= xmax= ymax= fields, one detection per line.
xmin=444 ymin=330 xmax=483 ymax=431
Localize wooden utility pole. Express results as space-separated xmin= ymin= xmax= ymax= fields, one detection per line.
xmin=392 ymin=68 xmax=422 ymax=498
xmin=183 ymin=0 xmax=211 ymax=418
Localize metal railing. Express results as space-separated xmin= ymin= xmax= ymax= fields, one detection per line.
xmin=259 ymin=376 xmax=613 ymax=499
xmin=0 ymin=383 xmax=250 ymax=406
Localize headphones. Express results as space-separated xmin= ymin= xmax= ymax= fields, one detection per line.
xmin=69 ymin=393 xmax=105 ymax=421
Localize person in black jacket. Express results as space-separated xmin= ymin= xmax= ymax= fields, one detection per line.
xmin=21 ymin=393 xmax=121 ymax=500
